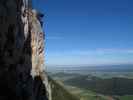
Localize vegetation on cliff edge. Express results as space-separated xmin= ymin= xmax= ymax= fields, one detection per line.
xmin=49 ymin=78 xmax=79 ymax=100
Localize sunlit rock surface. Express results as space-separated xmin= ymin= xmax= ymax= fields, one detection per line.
xmin=0 ymin=0 xmax=51 ymax=100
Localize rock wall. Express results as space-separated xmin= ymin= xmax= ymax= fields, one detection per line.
xmin=0 ymin=0 xmax=51 ymax=100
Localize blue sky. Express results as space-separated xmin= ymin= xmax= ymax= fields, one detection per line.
xmin=33 ymin=0 xmax=133 ymax=66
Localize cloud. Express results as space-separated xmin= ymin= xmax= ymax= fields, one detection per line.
xmin=46 ymin=36 xmax=63 ymax=40
xmin=95 ymin=48 xmax=133 ymax=53
xmin=45 ymin=48 xmax=133 ymax=66
xmin=66 ymin=48 xmax=133 ymax=55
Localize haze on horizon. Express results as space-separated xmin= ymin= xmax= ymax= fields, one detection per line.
xmin=33 ymin=0 xmax=133 ymax=66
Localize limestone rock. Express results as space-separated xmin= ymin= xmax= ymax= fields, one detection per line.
xmin=0 ymin=0 xmax=51 ymax=100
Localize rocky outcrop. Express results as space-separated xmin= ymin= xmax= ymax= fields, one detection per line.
xmin=0 ymin=0 xmax=51 ymax=100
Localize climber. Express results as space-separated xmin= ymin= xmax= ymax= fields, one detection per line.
xmin=37 ymin=12 xmax=44 ymax=27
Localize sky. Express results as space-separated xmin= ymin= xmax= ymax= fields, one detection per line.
xmin=33 ymin=0 xmax=133 ymax=66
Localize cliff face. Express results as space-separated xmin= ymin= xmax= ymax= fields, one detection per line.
xmin=0 ymin=0 xmax=50 ymax=100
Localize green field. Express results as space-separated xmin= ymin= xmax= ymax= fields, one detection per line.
xmin=120 ymin=95 xmax=133 ymax=100
xmin=65 ymin=86 xmax=108 ymax=100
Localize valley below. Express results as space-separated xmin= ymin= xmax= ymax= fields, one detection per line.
xmin=48 ymin=64 xmax=133 ymax=100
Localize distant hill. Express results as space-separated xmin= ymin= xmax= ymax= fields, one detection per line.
xmin=47 ymin=64 xmax=133 ymax=74
xmin=50 ymin=72 xmax=80 ymax=78
xmin=49 ymin=78 xmax=79 ymax=100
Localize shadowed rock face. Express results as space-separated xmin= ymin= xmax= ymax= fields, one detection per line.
xmin=0 ymin=0 xmax=50 ymax=100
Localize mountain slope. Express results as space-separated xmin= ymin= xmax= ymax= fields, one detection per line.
xmin=49 ymin=78 xmax=79 ymax=100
